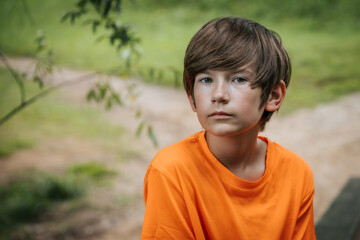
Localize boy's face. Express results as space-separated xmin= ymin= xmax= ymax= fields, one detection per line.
xmin=188 ymin=68 xmax=265 ymax=137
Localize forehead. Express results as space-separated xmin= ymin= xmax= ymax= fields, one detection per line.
xmin=196 ymin=67 xmax=255 ymax=76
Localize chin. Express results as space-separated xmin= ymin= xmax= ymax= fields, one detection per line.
xmin=206 ymin=124 xmax=260 ymax=137
xmin=206 ymin=128 xmax=243 ymax=137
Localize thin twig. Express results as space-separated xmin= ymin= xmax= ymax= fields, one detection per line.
xmin=0 ymin=52 xmax=26 ymax=104
xmin=0 ymin=71 xmax=99 ymax=126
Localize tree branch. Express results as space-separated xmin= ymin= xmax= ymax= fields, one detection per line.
xmin=0 ymin=71 xmax=99 ymax=126
xmin=0 ymin=52 xmax=26 ymax=104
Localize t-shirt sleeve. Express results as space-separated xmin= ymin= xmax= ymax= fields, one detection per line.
xmin=141 ymin=165 xmax=195 ymax=240
xmin=292 ymin=171 xmax=317 ymax=240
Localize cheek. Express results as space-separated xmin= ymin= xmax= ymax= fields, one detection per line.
xmin=235 ymin=89 xmax=264 ymax=115
xmin=193 ymin=95 xmax=209 ymax=121
xmin=193 ymin=89 xmax=208 ymax=107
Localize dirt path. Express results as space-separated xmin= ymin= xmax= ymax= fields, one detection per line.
xmin=1 ymin=57 xmax=360 ymax=239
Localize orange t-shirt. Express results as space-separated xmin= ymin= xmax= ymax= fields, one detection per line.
xmin=142 ymin=131 xmax=316 ymax=240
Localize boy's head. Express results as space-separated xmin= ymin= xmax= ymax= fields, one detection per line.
xmin=183 ymin=17 xmax=291 ymax=130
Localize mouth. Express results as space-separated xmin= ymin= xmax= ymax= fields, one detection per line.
xmin=209 ymin=111 xmax=233 ymax=119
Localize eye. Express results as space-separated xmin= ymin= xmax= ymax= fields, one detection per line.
xmin=233 ymin=77 xmax=246 ymax=83
xmin=200 ymin=77 xmax=212 ymax=84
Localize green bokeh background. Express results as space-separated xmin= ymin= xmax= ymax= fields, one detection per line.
xmin=0 ymin=0 xmax=359 ymax=113
xmin=1 ymin=0 xmax=360 ymax=238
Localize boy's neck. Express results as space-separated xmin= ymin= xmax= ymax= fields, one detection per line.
xmin=205 ymin=129 xmax=267 ymax=182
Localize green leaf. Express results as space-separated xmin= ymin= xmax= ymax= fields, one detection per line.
xmin=92 ymin=20 xmax=100 ymax=33
xmin=77 ymin=0 xmax=87 ymax=9
xmin=44 ymin=61 xmax=53 ymax=74
xmin=147 ymin=125 xmax=158 ymax=147
xmin=102 ymin=0 xmax=112 ymax=18
xmin=86 ymin=89 xmax=96 ymax=102
xmin=99 ymin=85 xmax=108 ymax=100
xmin=110 ymin=34 xmax=116 ymax=45
xmin=106 ymin=98 xmax=113 ymax=109
xmin=115 ymin=0 xmax=122 ymax=14
xmin=135 ymin=110 xmax=141 ymax=118
xmin=33 ymin=76 xmax=44 ymax=89
xmin=47 ymin=49 xmax=55 ymax=61
xmin=92 ymin=0 xmax=102 ymax=14
xmin=70 ymin=13 xmax=77 ymax=24
xmin=61 ymin=11 xmax=72 ymax=22
xmin=111 ymin=92 xmax=123 ymax=106
xmin=136 ymin=121 xmax=145 ymax=138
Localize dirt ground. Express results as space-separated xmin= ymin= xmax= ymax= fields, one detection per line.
xmin=1 ymin=58 xmax=360 ymax=239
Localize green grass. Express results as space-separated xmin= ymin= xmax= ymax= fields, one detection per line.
xmin=0 ymin=0 xmax=359 ymax=112
xmin=0 ymin=161 xmax=117 ymax=239
xmin=0 ymin=137 xmax=34 ymax=157
xmin=279 ymin=28 xmax=360 ymax=113
xmin=67 ymin=162 xmax=117 ymax=180
xmin=0 ymin=170 xmax=84 ymax=237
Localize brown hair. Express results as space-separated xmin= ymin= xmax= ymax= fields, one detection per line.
xmin=183 ymin=17 xmax=291 ymax=130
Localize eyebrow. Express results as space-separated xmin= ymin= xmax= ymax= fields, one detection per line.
xmin=200 ymin=69 xmax=255 ymax=75
xmin=195 ymin=68 xmax=255 ymax=79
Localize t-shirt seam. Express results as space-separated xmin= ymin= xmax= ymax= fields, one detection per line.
xmin=211 ymin=138 xmax=273 ymax=190
xmin=150 ymin=164 xmax=183 ymax=193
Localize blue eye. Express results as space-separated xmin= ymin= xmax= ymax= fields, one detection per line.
xmin=233 ymin=77 xmax=246 ymax=83
xmin=200 ymin=77 xmax=212 ymax=83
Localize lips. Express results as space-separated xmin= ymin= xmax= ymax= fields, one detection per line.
xmin=209 ymin=111 xmax=233 ymax=119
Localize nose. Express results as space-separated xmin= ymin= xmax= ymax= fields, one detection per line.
xmin=211 ymin=81 xmax=229 ymax=104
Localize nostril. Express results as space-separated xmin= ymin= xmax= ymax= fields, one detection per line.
xmin=212 ymin=91 xmax=229 ymax=103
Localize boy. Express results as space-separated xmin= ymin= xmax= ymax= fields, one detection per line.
xmin=141 ymin=17 xmax=316 ymax=239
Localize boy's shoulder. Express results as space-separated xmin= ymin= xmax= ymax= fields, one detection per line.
xmin=158 ymin=131 xmax=202 ymax=154
xmin=150 ymin=131 xmax=205 ymax=172
xmin=266 ymin=138 xmax=314 ymax=182
xmin=269 ymin=139 xmax=311 ymax=168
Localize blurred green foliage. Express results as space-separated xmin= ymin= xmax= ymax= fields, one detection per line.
xmin=0 ymin=0 xmax=359 ymax=112
xmin=0 ymin=161 xmax=117 ymax=238
xmin=0 ymin=171 xmax=84 ymax=237
xmin=139 ymin=0 xmax=359 ymax=24
xmin=0 ymin=68 xmax=127 ymax=156
xmin=0 ymin=1 xmax=358 ymax=237
xmin=67 ymin=162 xmax=117 ymax=180
xmin=0 ymin=137 xmax=34 ymax=157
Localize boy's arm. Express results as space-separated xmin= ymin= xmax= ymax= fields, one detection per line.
xmin=141 ymin=166 xmax=195 ymax=240
xmin=293 ymin=181 xmax=317 ymax=240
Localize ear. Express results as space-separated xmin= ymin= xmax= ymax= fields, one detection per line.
xmin=187 ymin=94 xmax=197 ymax=112
xmin=265 ymin=80 xmax=286 ymax=112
